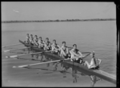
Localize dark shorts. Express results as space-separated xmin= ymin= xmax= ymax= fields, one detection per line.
xmin=63 ymin=54 xmax=69 ymax=58
xmin=30 ymin=43 xmax=34 ymax=46
xmin=40 ymin=47 xmax=44 ymax=50
xmin=46 ymin=47 xmax=51 ymax=51
xmin=52 ymin=52 xmax=59 ymax=55
xmin=90 ymin=65 xmax=100 ymax=70
xmin=73 ymin=58 xmax=84 ymax=64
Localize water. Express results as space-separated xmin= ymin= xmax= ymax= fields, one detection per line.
xmin=2 ymin=21 xmax=116 ymax=74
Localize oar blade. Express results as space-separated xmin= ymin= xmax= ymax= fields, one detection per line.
xmin=13 ymin=65 xmax=29 ymax=68
xmin=4 ymin=50 xmax=10 ymax=53
xmin=2 ymin=44 xmax=21 ymax=48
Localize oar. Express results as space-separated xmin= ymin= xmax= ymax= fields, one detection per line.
xmin=13 ymin=60 xmax=61 ymax=68
xmin=6 ymin=52 xmax=43 ymax=58
xmin=3 ymin=47 xmax=29 ymax=53
xmin=82 ymin=52 xmax=91 ymax=59
xmin=12 ymin=59 xmax=69 ymax=68
xmin=2 ymin=43 xmax=22 ymax=48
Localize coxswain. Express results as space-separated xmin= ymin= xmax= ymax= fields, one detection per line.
xmin=84 ymin=51 xmax=101 ymax=70
xmin=84 ymin=51 xmax=102 ymax=87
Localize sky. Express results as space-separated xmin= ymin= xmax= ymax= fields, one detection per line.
xmin=2 ymin=2 xmax=116 ymax=21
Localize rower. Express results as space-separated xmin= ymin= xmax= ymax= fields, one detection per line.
xmin=34 ymin=35 xmax=39 ymax=47
xmin=44 ymin=38 xmax=51 ymax=51
xmin=69 ymin=44 xmax=84 ymax=64
xmin=51 ymin=39 xmax=60 ymax=55
xmin=26 ymin=33 xmax=30 ymax=44
xmin=59 ymin=41 xmax=70 ymax=59
xmin=53 ymin=41 xmax=69 ymax=71
xmin=50 ymin=39 xmax=60 ymax=70
xmin=25 ymin=33 xmax=31 ymax=53
xmin=38 ymin=37 xmax=44 ymax=49
xmin=30 ymin=34 xmax=34 ymax=46
xmin=68 ymin=44 xmax=84 ymax=83
xmin=84 ymin=51 xmax=102 ymax=87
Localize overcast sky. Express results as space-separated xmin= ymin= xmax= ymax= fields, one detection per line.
xmin=2 ymin=2 xmax=116 ymax=21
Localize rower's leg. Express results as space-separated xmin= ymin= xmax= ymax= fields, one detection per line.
xmin=31 ymin=50 xmax=35 ymax=60
xmin=90 ymin=75 xmax=97 ymax=87
xmin=38 ymin=53 xmax=41 ymax=61
xmin=46 ymin=57 xmax=50 ymax=67
xmin=27 ymin=48 xmax=30 ymax=54
xmin=72 ymin=67 xmax=77 ymax=83
xmin=40 ymin=54 xmax=44 ymax=61
xmin=98 ymin=59 xmax=102 ymax=65
xmin=53 ymin=62 xmax=59 ymax=71
xmin=63 ymin=68 xmax=67 ymax=78
xmin=84 ymin=61 xmax=91 ymax=68
xmin=31 ymin=54 xmax=34 ymax=60
xmin=62 ymin=65 xmax=69 ymax=78
xmin=36 ymin=54 xmax=39 ymax=60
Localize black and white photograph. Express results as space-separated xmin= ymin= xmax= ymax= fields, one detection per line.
xmin=2 ymin=2 xmax=116 ymax=87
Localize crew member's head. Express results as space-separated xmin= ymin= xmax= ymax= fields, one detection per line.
xmin=39 ymin=37 xmax=42 ymax=40
xmin=91 ymin=51 xmax=95 ymax=57
xmin=46 ymin=37 xmax=49 ymax=41
xmin=73 ymin=44 xmax=77 ymax=49
xmin=53 ymin=39 xmax=56 ymax=43
xmin=35 ymin=35 xmax=37 ymax=38
xmin=30 ymin=34 xmax=33 ymax=37
xmin=62 ymin=41 xmax=66 ymax=46
xmin=27 ymin=33 xmax=29 ymax=36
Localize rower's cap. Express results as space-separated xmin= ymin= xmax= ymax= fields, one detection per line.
xmin=91 ymin=51 xmax=95 ymax=56
xmin=93 ymin=51 xmax=95 ymax=55
xmin=53 ymin=39 xmax=56 ymax=42
xmin=39 ymin=37 xmax=42 ymax=39
xmin=62 ymin=41 xmax=66 ymax=44
xmin=73 ymin=44 xmax=77 ymax=47
xmin=46 ymin=37 xmax=49 ymax=40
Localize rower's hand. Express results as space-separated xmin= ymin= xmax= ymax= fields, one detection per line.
xmin=70 ymin=58 xmax=74 ymax=61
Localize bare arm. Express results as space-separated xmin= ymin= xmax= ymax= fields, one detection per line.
xmin=57 ymin=45 xmax=60 ymax=49
xmin=66 ymin=47 xmax=69 ymax=54
xmin=78 ymin=51 xmax=83 ymax=57
xmin=97 ymin=58 xmax=102 ymax=65
xmin=70 ymin=50 xmax=79 ymax=57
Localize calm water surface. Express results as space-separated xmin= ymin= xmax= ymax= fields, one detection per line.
xmin=2 ymin=21 xmax=116 ymax=74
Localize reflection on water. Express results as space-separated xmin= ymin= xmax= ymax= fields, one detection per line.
xmin=28 ymin=51 xmax=100 ymax=86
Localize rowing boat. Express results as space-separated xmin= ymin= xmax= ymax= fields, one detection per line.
xmin=19 ymin=40 xmax=116 ymax=85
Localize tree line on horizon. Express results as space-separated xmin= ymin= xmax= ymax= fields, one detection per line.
xmin=2 ymin=18 xmax=116 ymax=23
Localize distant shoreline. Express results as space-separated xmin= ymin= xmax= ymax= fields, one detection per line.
xmin=2 ymin=18 xmax=116 ymax=23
